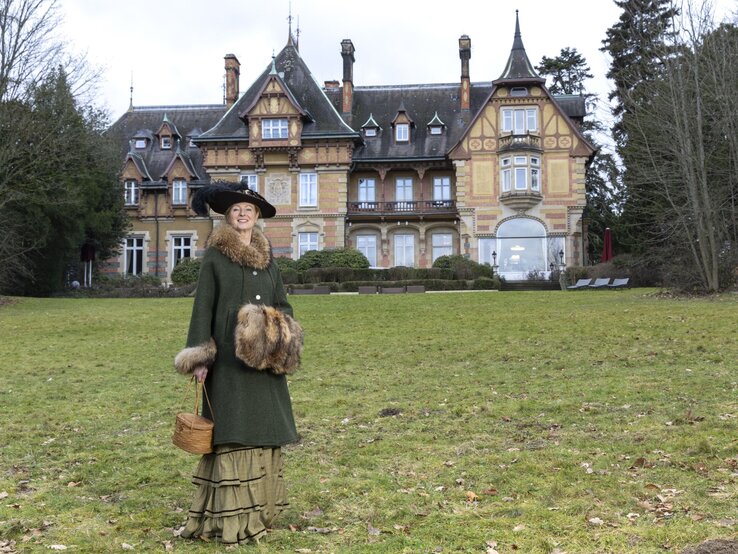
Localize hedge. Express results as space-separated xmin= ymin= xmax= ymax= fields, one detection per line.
xmin=288 ymin=278 xmax=501 ymax=293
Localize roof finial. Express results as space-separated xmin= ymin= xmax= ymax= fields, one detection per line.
xmin=296 ymin=15 xmax=300 ymax=51
xmin=287 ymin=1 xmax=294 ymax=44
xmin=129 ymin=71 xmax=134 ymax=111
xmin=270 ymin=51 xmax=277 ymax=74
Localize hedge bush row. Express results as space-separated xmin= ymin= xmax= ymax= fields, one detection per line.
xmin=288 ymin=275 xmax=501 ymax=293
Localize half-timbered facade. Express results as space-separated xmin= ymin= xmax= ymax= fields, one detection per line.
xmin=108 ymin=13 xmax=594 ymax=281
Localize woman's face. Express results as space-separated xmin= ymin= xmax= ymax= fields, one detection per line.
xmin=227 ymin=202 xmax=259 ymax=232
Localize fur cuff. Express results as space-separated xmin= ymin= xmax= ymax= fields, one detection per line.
xmin=234 ymin=304 xmax=304 ymax=375
xmin=174 ymin=339 xmax=217 ymax=375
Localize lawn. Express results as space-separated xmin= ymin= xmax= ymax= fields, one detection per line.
xmin=0 ymin=290 xmax=736 ymax=553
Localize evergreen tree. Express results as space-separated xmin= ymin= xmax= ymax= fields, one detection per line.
xmin=1 ymin=68 xmax=126 ymax=294
xmin=601 ymin=0 xmax=679 ymax=255
xmin=537 ymin=48 xmax=622 ymax=263
xmin=536 ymin=47 xmax=594 ymax=96
xmin=603 ymin=2 xmax=737 ymax=290
xmin=0 ymin=0 xmax=125 ymax=294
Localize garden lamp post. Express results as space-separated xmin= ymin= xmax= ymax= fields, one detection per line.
xmin=558 ymin=249 xmax=567 ymax=291
xmin=491 ymin=250 xmax=498 ymax=276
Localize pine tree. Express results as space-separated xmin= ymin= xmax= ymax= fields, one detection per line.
xmin=537 ymin=48 xmax=621 ymax=263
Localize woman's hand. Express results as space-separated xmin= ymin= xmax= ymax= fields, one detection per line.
xmin=193 ymin=366 xmax=209 ymax=383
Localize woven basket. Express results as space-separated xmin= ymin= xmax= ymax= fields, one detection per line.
xmin=172 ymin=380 xmax=214 ymax=454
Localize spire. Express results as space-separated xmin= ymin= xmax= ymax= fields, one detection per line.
xmin=287 ymin=2 xmax=296 ymax=47
xmin=270 ymin=52 xmax=278 ymax=75
xmin=494 ymin=10 xmax=544 ymax=85
xmin=128 ymin=71 xmax=134 ymax=111
xmin=296 ymin=16 xmax=300 ymax=51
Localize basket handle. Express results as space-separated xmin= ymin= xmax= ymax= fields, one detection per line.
xmin=183 ymin=377 xmax=216 ymax=422
xmin=198 ymin=379 xmax=215 ymax=422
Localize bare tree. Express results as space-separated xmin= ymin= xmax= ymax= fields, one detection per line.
xmin=0 ymin=0 xmax=62 ymax=101
xmin=615 ymin=1 xmax=737 ymax=291
xmin=0 ymin=0 xmax=120 ymax=294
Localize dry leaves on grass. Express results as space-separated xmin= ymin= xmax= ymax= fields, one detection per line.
xmin=301 ymin=507 xmax=324 ymax=519
xmin=306 ymin=526 xmax=336 ymax=534
xmin=367 ymin=522 xmax=381 ymax=536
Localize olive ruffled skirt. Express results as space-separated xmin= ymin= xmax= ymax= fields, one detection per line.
xmin=180 ymin=445 xmax=287 ymax=544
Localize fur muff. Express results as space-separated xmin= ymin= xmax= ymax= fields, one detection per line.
xmin=234 ymin=304 xmax=304 ymax=374
xmin=174 ymin=339 xmax=217 ymax=375
xmin=207 ymin=224 xmax=271 ymax=269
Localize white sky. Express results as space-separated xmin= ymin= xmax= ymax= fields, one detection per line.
xmin=58 ymin=0 xmax=738 ymax=125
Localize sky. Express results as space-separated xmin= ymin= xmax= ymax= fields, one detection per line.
xmin=57 ymin=0 xmax=738 ymax=125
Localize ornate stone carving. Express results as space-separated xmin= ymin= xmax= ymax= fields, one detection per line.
xmin=265 ymin=173 xmax=291 ymax=205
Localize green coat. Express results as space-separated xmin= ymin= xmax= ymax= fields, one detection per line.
xmin=175 ymin=224 xmax=298 ymax=447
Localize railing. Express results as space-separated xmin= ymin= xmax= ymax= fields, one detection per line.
xmin=347 ymin=200 xmax=456 ymax=214
xmin=498 ymin=134 xmax=542 ymax=151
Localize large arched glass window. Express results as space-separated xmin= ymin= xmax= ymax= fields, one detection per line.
xmin=496 ymin=218 xmax=547 ymax=278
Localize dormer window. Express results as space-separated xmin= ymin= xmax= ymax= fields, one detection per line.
xmin=396 ymin=123 xmax=409 ymax=142
xmin=161 ymin=136 xmax=172 ymax=149
xmin=134 ymin=138 xmax=146 ymax=149
xmin=361 ymin=113 xmax=381 ymax=138
xmin=262 ymin=118 xmax=289 ymax=140
xmin=427 ymin=111 xmax=445 ymax=136
xmin=510 ymin=87 xmax=528 ymax=97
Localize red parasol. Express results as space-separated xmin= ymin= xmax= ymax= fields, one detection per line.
xmin=601 ymin=227 xmax=614 ymax=263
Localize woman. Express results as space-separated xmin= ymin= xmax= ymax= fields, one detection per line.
xmin=174 ymin=182 xmax=303 ymax=545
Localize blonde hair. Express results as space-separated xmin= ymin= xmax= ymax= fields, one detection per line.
xmin=226 ymin=202 xmax=260 ymax=226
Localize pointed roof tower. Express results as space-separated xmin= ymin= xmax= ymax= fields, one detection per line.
xmin=493 ymin=10 xmax=545 ymax=85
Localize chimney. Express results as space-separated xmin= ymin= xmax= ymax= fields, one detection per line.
xmin=459 ymin=35 xmax=471 ymax=110
xmin=324 ymin=80 xmax=340 ymax=91
xmin=224 ymin=54 xmax=240 ymax=107
xmin=341 ymin=39 xmax=355 ymax=114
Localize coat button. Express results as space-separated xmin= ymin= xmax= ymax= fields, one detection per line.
xmin=253 ymin=271 xmax=257 ymax=275
xmin=255 ymin=295 xmax=261 ymax=300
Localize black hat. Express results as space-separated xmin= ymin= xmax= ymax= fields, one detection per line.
xmin=192 ymin=181 xmax=276 ymax=218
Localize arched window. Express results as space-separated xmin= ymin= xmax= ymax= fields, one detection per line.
xmin=496 ymin=218 xmax=547 ymax=278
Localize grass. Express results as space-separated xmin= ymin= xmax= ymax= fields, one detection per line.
xmin=0 ymin=290 xmax=736 ymax=553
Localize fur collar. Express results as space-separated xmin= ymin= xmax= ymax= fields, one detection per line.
xmin=207 ymin=224 xmax=271 ymax=269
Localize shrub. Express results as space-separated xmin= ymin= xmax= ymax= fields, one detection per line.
xmin=526 ymin=269 xmax=547 ymax=281
xmin=275 ymin=256 xmax=298 ymax=272
xmin=471 ymin=276 xmax=502 ymax=290
xmin=171 ymin=258 xmax=202 ymax=285
xmin=386 ymin=266 xmax=415 ymax=280
xmin=327 ymin=248 xmax=370 ymax=269
xmin=563 ymin=266 xmax=589 ymax=285
xmin=296 ymin=248 xmax=370 ymax=271
xmin=432 ymin=255 xmax=490 ymax=279
xmin=296 ymin=250 xmax=333 ymax=271
xmin=96 ymin=273 xmax=162 ymax=289
xmin=280 ymin=268 xmax=299 ymax=285
xmin=302 ymin=267 xmax=357 ymax=283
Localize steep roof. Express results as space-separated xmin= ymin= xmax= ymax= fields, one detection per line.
xmin=325 ymin=83 xmax=488 ymax=161
xmin=325 ymin=83 xmax=587 ymax=162
xmin=107 ymin=105 xmax=226 ymax=185
xmin=494 ymin=11 xmax=545 ymax=85
xmin=198 ymin=42 xmax=357 ymax=142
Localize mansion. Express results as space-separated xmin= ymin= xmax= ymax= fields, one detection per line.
xmin=106 ymin=13 xmax=594 ymax=282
